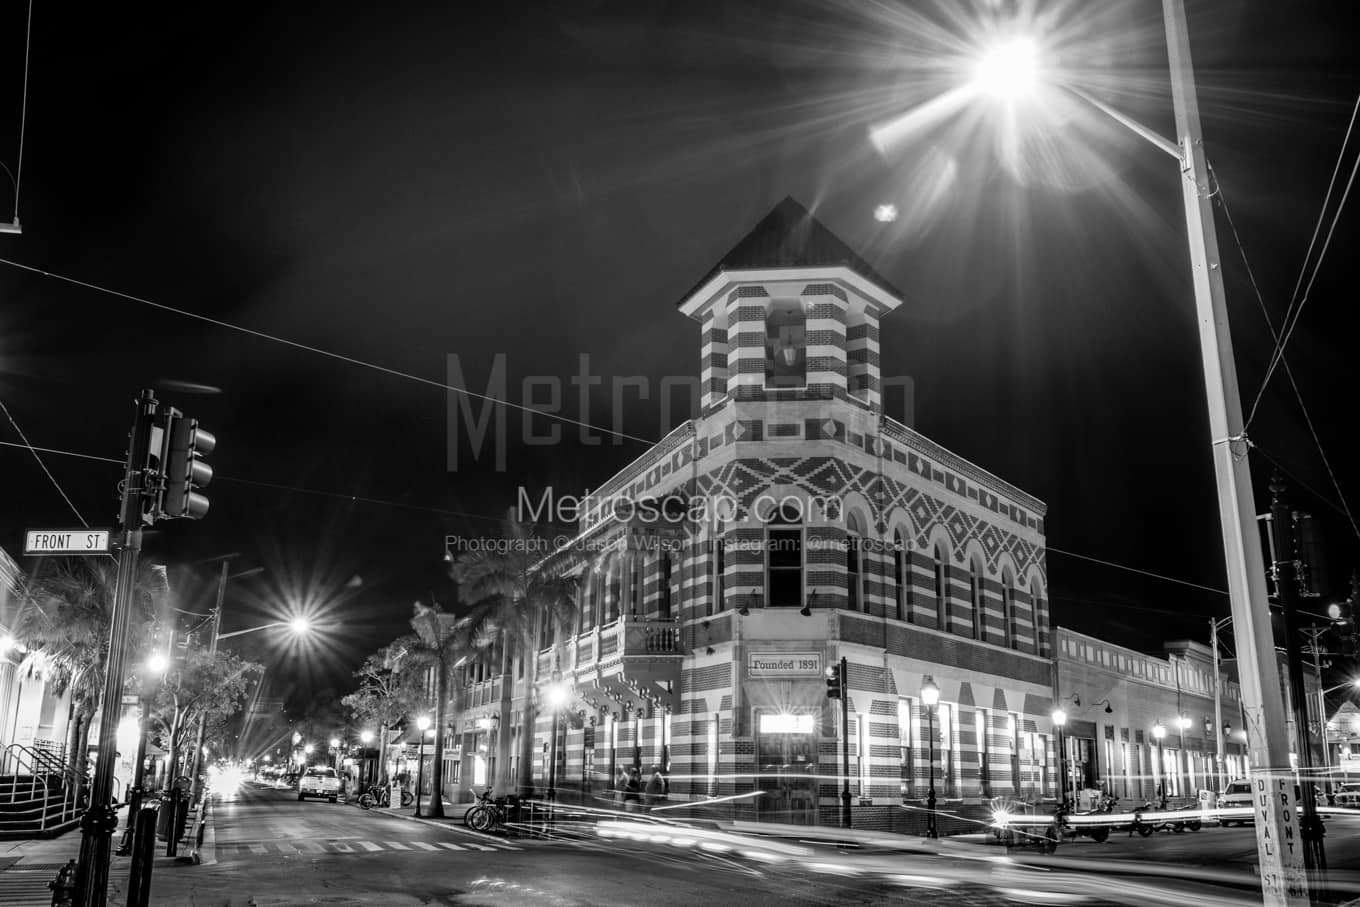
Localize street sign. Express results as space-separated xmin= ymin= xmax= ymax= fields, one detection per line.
xmin=24 ymin=529 xmax=111 ymax=556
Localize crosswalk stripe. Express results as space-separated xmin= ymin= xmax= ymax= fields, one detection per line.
xmin=460 ymin=842 xmax=498 ymax=851
xmin=358 ymin=841 xmax=382 ymax=851
xmin=331 ymin=843 xmax=354 ymax=853
xmin=436 ymin=842 xmax=465 ymax=851
xmin=0 ymin=874 xmax=54 ymax=907
xmin=384 ymin=841 xmax=411 ymax=850
xmin=275 ymin=842 xmax=298 ymax=853
xmin=297 ymin=842 xmax=326 ymax=853
xmin=411 ymin=841 xmax=439 ymax=851
xmin=249 ymin=844 xmax=268 ymax=854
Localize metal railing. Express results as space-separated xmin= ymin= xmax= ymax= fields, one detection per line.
xmin=0 ymin=743 xmax=82 ymax=833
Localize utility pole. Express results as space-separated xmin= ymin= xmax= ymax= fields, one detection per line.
xmin=1268 ymin=475 xmax=1327 ymax=898
xmin=1162 ymin=1 xmax=1308 ymax=901
xmin=75 ymin=390 xmax=157 ymax=907
xmin=1301 ymin=627 xmax=1332 ymax=802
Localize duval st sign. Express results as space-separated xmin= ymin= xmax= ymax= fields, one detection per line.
xmin=24 ymin=529 xmax=111 ymax=555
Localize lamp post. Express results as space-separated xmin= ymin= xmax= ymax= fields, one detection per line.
xmin=414 ymin=716 xmax=431 ymax=817
xmin=360 ymin=731 xmax=374 ymax=790
xmin=115 ymin=649 xmax=170 ymax=856
xmin=1152 ymin=723 xmax=1167 ymax=808
xmin=921 ymin=676 xmax=939 ymax=838
xmin=329 ymin=737 xmax=341 ymax=771
xmin=546 ymin=676 xmax=568 ymax=830
xmin=933 ymin=6 xmax=1312 ymax=902
xmin=1052 ymin=708 xmax=1069 ymax=810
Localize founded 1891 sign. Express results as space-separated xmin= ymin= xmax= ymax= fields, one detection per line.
xmin=747 ymin=652 xmax=821 ymax=677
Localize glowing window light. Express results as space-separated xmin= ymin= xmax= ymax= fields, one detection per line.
xmin=758 ymin=713 xmax=814 ymax=735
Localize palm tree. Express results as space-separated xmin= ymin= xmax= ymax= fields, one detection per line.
xmin=398 ymin=601 xmax=474 ymax=819
xmin=11 ymin=556 xmax=168 ymax=795
xmin=450 ymin=517 xmax=579 ymax=799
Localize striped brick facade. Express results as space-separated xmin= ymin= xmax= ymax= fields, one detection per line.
xmin=439 ymin=202 xmax=1062 ymax=827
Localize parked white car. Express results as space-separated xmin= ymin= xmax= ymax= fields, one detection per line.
xmin=1335 ymin=782 xmax=1360 ymax=808
xmin=297 ymin=766 xmax=341 ymax=802
xmin=1218 ymin=778 xmax=1253 ymax=826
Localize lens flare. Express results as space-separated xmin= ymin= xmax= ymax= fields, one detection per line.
xmin=973 ymin=37 xmax=1039 ymax=100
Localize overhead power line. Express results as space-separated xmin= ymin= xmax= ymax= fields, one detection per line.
xmin=0 ymin=257 xmax=656 ymax=447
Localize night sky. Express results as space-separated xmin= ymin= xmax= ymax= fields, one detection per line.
xmin=2 ymin=1 xmax=1359 ymax=711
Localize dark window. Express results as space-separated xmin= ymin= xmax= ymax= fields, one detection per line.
xmin=970 ymin=557 xmax=984 ymax=641
xmin=935 ymin=544 xmax=949 ymax=631
xmin=767 ymin=503 xmax=803 ymax=608
xmin=894 ymin=531 xmax=909 ymax=621
xmin=659 ymin=554 xmax=672 ymax=619
xmin=846 ymin=535 xmax=862 ymax=612
xmin=712 ymin=537 xmax=725 ymax=615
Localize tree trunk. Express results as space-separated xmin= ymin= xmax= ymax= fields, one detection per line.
xmin=426 ymin=660 xmax=447 ymax=818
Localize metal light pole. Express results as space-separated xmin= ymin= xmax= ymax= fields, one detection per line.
xmin=959 ymin=6 xmax=1309 ymax=901
xmin=1052 ymin=708 xmax=1068 ymax=810
xmin=838 ymin=656 xmax=851 ymax=829
xmin=546 ymin=676 xmax=567 ymax=831
xmin=1153 ymin=722 xmax=1167 ymax=808
xmin=414 ymin=716 xmax=431 ymax=817
xmin=921 ymin=676 xmax=939 ymax=838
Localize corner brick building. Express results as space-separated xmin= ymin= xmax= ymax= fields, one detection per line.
xmin=444 ymin=198 xmax=1064 ymax=829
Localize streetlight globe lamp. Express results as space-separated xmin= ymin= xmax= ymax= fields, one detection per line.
xmin=289 ymin=617 xmax=311 ymax=635
xmin=972 ymin=36 xmax=1040 ymax=101
xmin=921 ymin=676 xmax=940 ymax=839
xmin=146 ymin=652 xmax=168 ymax=674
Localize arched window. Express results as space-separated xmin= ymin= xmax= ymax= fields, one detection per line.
xmin=893 ymin=529 xmax=909 ymax=621
xmin=846 ymin=511 xmax=865 ymax=612
xmin=1030 ymin=578 xmax=1045 ymax=652
xmin=765 ymin=300 xmax=807 ymax=388
xmin=766 ymin=500 xmax=804 ymax=608
xmin=607 ymin=556 xmax=622 ymax=623
xmin=659 ymin=553 xmax=672 ymax=619
xmin=711 ymin=528 xmax=726 ymax=616
xmin=969 ymin=556 xmax=984 ymax=641
xmin=934 ymin=543 xmax=950 ymax=631
xmin=630 ymin=555 xmax=644 ymax=616
xmin=1001 ymin=567 xmax=1016 ymax=649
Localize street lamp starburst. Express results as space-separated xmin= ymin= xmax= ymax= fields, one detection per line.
xmin=972 ymin=36 xmax=1040 ymax=101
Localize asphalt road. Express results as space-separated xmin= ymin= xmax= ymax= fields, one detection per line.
xmin=141 ymin=784 xmax=1000 ymax=906
xmin=138 ymin=783 xmax=1360 ymax=906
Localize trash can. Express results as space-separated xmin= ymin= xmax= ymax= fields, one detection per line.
xmin=156 ymin=781 xmax=191 ymax=843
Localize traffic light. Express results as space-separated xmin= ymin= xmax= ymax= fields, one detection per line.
xmin=161 ymin=408 xmax=215 ymax=519
xmin=825 ymin=663 xmax=842 ymax=699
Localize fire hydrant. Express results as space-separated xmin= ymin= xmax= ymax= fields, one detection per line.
xmin=48 ymin=859 xmax=77 ymax=907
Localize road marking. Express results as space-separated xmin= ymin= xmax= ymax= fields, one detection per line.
xmin=357 ymin=841 xmax=383 ymax=851
xmin=249 ymin=844 xmax=268 ymax=854
xmin=384 ymin=841 xmax=411 ymax=850
xmin=411 ymin=841 xmax=440 ymax=851
xmin=297 ymin=842 xmax=326 ymax=853
xmin=436 ymin=842 xmax=466 ymax=851
xmin=331 ymin=843 xmax=354 ymax=853
xmin=274 ymin=842 xmax=298 ymax=853
xmin=460 ymin=842 xmax=500 ymax=851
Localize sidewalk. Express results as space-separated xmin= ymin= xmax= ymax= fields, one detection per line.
xmin=0 ymin=800 xmax=215 ymax=906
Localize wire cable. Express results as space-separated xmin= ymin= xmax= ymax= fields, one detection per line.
xmin=0 ymin=257 xmax=657 ymax=447
xmin=2 ymin=438 xmax=1244 ymax=600
xmin=1047 ymin=545 xmax=1227 ymax=596
xmin=0 ymin=438 xmax=508 ymax=525
xmin=0 ymin=398 xmax=92 ymax=528
xmin=1247 ymin=94 xmax=1360 ymax=425
xmin=12 ymin=0 xmax=33 ymax=221
xmin=1214 ymin=168 xmax=1360 ymax=547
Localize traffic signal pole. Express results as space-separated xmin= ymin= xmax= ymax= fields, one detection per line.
xmin=187 ymin=562 xmax=227 ymax=805
xmin=1268 ymin=476 xmax=1327 ymax=898
xmin=839 ymin=658 xmax=851 ymax=829
xmin=76 ymin=390 xmax=156 ymax=907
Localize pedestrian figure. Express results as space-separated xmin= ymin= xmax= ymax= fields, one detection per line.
xmin=644 ymin=765 xmax=666 ymax=807
xmin=615 ymin=766 xmax=630 ymax=804
xmin=624 ymin=767 xmax=642 ymax=812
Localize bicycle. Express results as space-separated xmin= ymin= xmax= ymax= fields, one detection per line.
xmin=463 ymin=789 xmax=507 ymax=832
xmin=357 ymin=784 xmax=414 ymax=810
